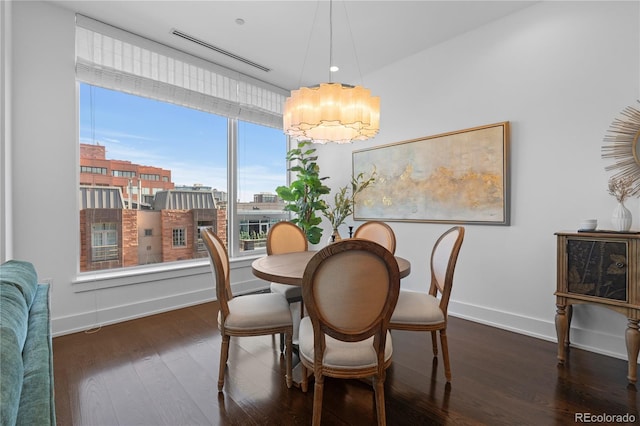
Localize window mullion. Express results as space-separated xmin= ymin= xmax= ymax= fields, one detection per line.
xmin=228 ymin=118 xmax=239 ymax=258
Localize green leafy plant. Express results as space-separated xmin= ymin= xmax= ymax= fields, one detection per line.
xmin=275 ymin=141 xmax=331 ymax=244
xmin=323 ymin=170 xmax=376 ymax=231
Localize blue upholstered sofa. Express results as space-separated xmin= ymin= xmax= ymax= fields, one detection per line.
xmin=0 ymin=260 xmax=56 ymax=426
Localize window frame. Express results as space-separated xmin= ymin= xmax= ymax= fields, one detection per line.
xmin=91 ymin=222 xmax=118 ymax=262
xmin=171 ymin=227 xmax=187 ymax=248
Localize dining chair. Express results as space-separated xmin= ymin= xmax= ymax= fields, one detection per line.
xmin=353 ymin=221 xmax=397 ymax=254
xmin=201 ymin=228 xmax=293 ymax=391
xmin=299 ymin=238 xmax=400 ymax=426
xmin=389 ymin=226 xmax=465 ymax=382
xmin=267 ymin=221 xmax=308 ymax=352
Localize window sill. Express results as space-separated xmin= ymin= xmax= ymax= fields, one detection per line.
xmin=72 ymin=255 xmax=262 ymax=293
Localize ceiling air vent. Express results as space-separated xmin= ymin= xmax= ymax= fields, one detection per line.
xmin=172 ymin=29 xmax=271 ymax=72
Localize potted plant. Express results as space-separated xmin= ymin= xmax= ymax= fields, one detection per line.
xmin=323 ymin=170 xmax=376 ymax=241
xmin=275 ymin=141 xmax=331 ymax=244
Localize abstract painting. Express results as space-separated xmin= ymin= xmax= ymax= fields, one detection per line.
xmin=352 ymin=122 xmax=510 ymax=225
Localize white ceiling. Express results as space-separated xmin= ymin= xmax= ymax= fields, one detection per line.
xmin=47 ymin=0 xmax=537 ymax=91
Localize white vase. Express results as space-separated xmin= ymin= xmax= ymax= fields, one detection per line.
xmin=611 ymin=202 xmax=632 ymax=231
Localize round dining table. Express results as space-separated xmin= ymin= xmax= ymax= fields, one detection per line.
xmin=251 ymin=250 xmax=411 ymax=285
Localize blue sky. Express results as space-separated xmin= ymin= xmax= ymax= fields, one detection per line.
xmin=79 ymin=84 xmax=286 ymax=202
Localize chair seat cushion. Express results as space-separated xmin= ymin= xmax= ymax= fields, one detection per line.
xmin=298 ymin=317 xmax=393 ymax=369
xmin=390 ymin=290 xmax=445 ymax=325
xmin=218 ymin=293 xmax=292 ymax=331
xmin=270 ymin=283 xmax=302 ymax=301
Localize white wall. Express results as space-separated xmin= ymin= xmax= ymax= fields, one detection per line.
xmin=6 ymin=1 xmax=640 ymax=362
xmin=317 ymin=1 xmax=640 ymax=361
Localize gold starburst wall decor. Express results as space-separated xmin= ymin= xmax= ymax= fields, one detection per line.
xmin=602 ymin=102 xmax=640 ymax=197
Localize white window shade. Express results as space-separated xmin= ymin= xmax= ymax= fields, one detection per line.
xmin=75 ymin=15 xmax=286 ymax=129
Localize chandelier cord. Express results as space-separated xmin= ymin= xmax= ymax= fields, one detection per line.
xmin=296 ymin=1 xmax=321 ymax=89
xmin=341 ymin=1 xmax=364 ymax=85
xmin=329 ymin=0 xmax=333 ymax=83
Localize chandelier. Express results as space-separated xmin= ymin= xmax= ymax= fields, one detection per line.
xmin=283 ymin=1 xmax=380 ymax=144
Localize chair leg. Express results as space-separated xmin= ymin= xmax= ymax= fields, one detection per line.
xmin=285 ymin=332 xmax=293 ymax=389
xmin=431 ymin=331 xmax=438 ymax=356
xmin=373 ymin=375 xmax=387 ymax=426
xmin=218 ymin=334 xmax=230 ymax=391
xmin=439 ymin=329 xmax=452 ymax=382
xmin=312 ymin=374 xmax=324 ymax=426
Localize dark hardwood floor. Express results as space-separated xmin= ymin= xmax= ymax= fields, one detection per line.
xmin=53 ymin=301 xmax=638 ymax=425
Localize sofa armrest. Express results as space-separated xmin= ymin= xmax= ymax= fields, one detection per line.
xmin=16 ymin=284 xmax=56 ymax=426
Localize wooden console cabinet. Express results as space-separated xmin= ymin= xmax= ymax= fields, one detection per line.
xmin=555 ymin=231 xmax=640 ymax=384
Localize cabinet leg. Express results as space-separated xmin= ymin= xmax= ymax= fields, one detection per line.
xmin=625 ymin=319 xmax=639 ymax=384
xmin=565 ymin=305 xmax=572 ymax=347
xmin=555 ymin=304 xmax=568 ymax=364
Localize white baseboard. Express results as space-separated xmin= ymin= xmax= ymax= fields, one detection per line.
xmin=449 ymin=300 xmax=634 ymax=363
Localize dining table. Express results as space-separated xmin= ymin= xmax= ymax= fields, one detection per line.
xmin=251 ymin=249 xmax=411 ymax=389
xmin=251 ymin=250 xmax=411 ymax=286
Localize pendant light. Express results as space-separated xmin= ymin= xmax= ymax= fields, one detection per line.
xmin=283 ymin=0 xmax=380 ymax=144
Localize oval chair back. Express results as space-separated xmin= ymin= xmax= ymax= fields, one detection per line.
xmin=267 ymin=221 xmax=308 ymax=255
xmin=353 ymin=221 xmax=396 ymax=254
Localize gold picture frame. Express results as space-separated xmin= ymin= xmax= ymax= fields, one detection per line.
xmin=352 ymin=122 xmax=510 ymax=225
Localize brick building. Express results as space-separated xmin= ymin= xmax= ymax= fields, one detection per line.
xmin=79 ymin=146 xmax=228 ymax=272
xmin=79 ymin=186 xmax=226 ymax=272
xmin=78 ymin=144 xmax=284 ymax=271
xmin=80 ymin=143 xmax=174 ymax=207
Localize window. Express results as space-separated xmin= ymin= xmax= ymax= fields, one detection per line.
xmin=237 ymin=120 xmax=288 ymax=252
xmin=172 ymin=228 xmax=186 ymax=247
xmin=91 ymin=223 xmax=118 ymax=261
xmin=76 ymin=15 xmax=288 ymax=274
xmin=113 ymin=170 xmax=136 ymax=178
xmin=77 ymin=89 xmax=290 ymax=269
xmin=81 ymin=166 xmax=107 ymax=175
xmin=79 ymin=84 xmax=230 ymax=271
